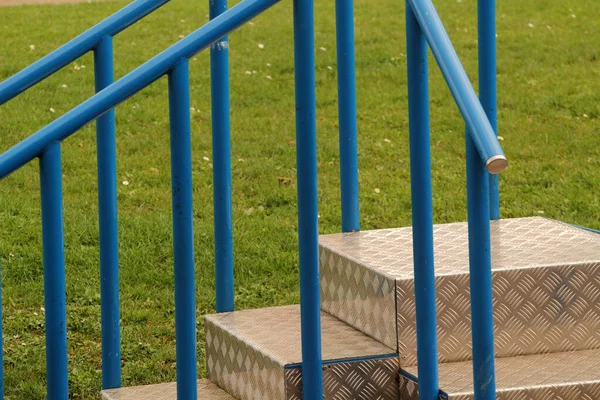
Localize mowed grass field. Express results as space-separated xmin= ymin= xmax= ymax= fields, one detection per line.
xmin=0 ymin=0 xmax=598 ymax=398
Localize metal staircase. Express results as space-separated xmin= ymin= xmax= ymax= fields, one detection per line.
xmin=102 ymin=217 xmax=600 ymax=399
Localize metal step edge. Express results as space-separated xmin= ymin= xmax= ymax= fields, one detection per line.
xmin=100 ymin=379 xmax=235 ymax=400
xmin=204 ymin=304 xmax=399 ymax=400
xmin=400 ymin=348 xmax=600 ymax=399
xmin=320 ymin=217 xmax=600 ymax=365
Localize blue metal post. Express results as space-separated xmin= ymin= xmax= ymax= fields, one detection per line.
xmin=0 ymin=260 xmax=4 ymax=400
xmin=94 ymin=35 xmax=121 ymax=390
xmin=209 ymin=0 xmax=234 ymax=313
xmin=466 ymin=137 xmax=496 ymax=400
xmin=335 ymin=0 xmax=360 ymax=232
xmin=39 ymin=143 xmax=68 ymax=400
xmin=168 ymin=59 xmax=197 ymax=400
xmin=406 ymin=5 xmax=439 ymax=400
xmin=292 ymin=0 xmax=323 ymax=397
xmin=478 ymin=0 xmax=499 ymax=219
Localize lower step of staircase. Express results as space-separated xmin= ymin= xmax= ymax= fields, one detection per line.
xmin=100 ymin=379 xmax=234 ymax=399
xmin=205 ymin=304 xmax=399 ymax=400
xmin=400 ymin=348 xmax=600 ymax=399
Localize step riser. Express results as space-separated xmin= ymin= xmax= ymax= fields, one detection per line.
xmin=285 ymin=358 xmax=399 ymax=399
xmin=398 ymin=261 xmax=600 ymax=365
xmin=400 ymin=371 xmax=600 ymax=400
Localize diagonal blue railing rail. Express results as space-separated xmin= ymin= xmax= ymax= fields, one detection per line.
xmin=1 ymin=0 xmax=506 ymax=399
xmin=0 ymin=0 xmax=172 ymax=393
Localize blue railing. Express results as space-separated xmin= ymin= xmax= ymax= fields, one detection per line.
xmin=1 ymin=0 xmax=506 ymax=398
xmin=0 ymin=0 xmax=330 ymax=398
xmin=406 ymin=0 xmax=505 ymax=399
xmin=0 ymin=0 xmax=172 ymax=393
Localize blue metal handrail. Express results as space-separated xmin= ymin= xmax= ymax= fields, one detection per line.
xmin=407 ymin=0 xmax=506 ymax=172
xmin=0 ymin=0 xmax=170 ymax=105
xmin=0 ymin=0 xmax=171 ymax=392
xmin=0 ymin=0 xmax=328 ymax=398
xmin=405 ymin=0 xmax=506 ymax=399
xmin=0 ymin=0 xmax=280 ymax=179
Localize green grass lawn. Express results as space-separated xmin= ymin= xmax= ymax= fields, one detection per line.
xmin=0 ymin=0 xmax=598 ymax=398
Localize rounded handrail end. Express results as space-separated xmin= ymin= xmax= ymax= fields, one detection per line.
xmin=486 ymin=155 xmax=508 ymax=174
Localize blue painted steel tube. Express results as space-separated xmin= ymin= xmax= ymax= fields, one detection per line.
xmin=466 ymin=137 xmax=496 ymax=400
xmin=478 ymin=0 xmax=499 ymax=219
xmin=209 ymin=0 xmax=235 ymax=313
xmin=0 ymin=0 xmax=281 ymax=181
xmin=406 ymin=6 xmax=439 ymax=400
xmin=0 ymin=260 xmax=4 ymax=400
xmin=406 ymin=0 xmax=506 ymax=172
xmin=39 ymin=143 xmax=68 ymax=400
xmin=335 ymin=0 xmax=360 ymax=232
xmin=94 ymin=35 xmax=121 ymax=390
xmin=168 ymin=59 xmax=197 ymax=400
xmin=292 ymin=0 xmax=323 ymax=397
xmin=0 ymin=0 xmax=170 ymax=105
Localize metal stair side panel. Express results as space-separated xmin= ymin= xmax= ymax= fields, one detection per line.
xmin=205 ymin=315 xmax=286 ymax=400
xmin=319 ymin=239 xmax=398 ymax=350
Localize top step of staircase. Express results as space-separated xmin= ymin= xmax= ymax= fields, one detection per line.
xmin=320 ymin=217 xmax=600 ymax=279
xmin=319 ymin=217 xmax=600 ymax=364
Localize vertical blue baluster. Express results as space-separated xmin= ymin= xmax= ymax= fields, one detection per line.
xmin=168 ymin=59 xmax=197 ymax=400
xmin=40 ymin=143 xmax=68 ymax=400
xmin=210 ymin=0 xmax=234 ymax=313
xmin=335 ymin=0 xmax=360 ymax=232
xmin=466 ymin=137 xmax=496 ymax=400
xmin=0 ymin=259 xmax=4 ymax=400
xmin=478 ymin=0 xmax=499 ymax=219
xmin=292 ymin=0 xmax=323 ymax=397
xmin=406 ymin=5 xmax=440 ymax=400
xmin=94 ymin=35 xmax=121 ymax=390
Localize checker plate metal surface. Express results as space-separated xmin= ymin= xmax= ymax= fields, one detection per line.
xmin=401 ymin=348 xmax=600 ymax=399
xmin=320 ymin=245 xmax=397 ymax=349
xmin=320 ymin=218 xmax=600 ymax=365
xmin=101 ymin=379 xmax=235 ymax=400
xmin=205 ymin=305 xmax=397 ymax=400
xmin=285 ymin=356 xmax=399 ymax=399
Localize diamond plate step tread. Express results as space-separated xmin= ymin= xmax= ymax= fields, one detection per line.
xmin=319 ymin=217 xmax=600 ymax=364
xmin=400 ymin=348 xmax=600 ymax=399
xmin=205 ymin=304 xmax=399 ymax=400
xmin=101 ymin=379 xmax=235 ymax=400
